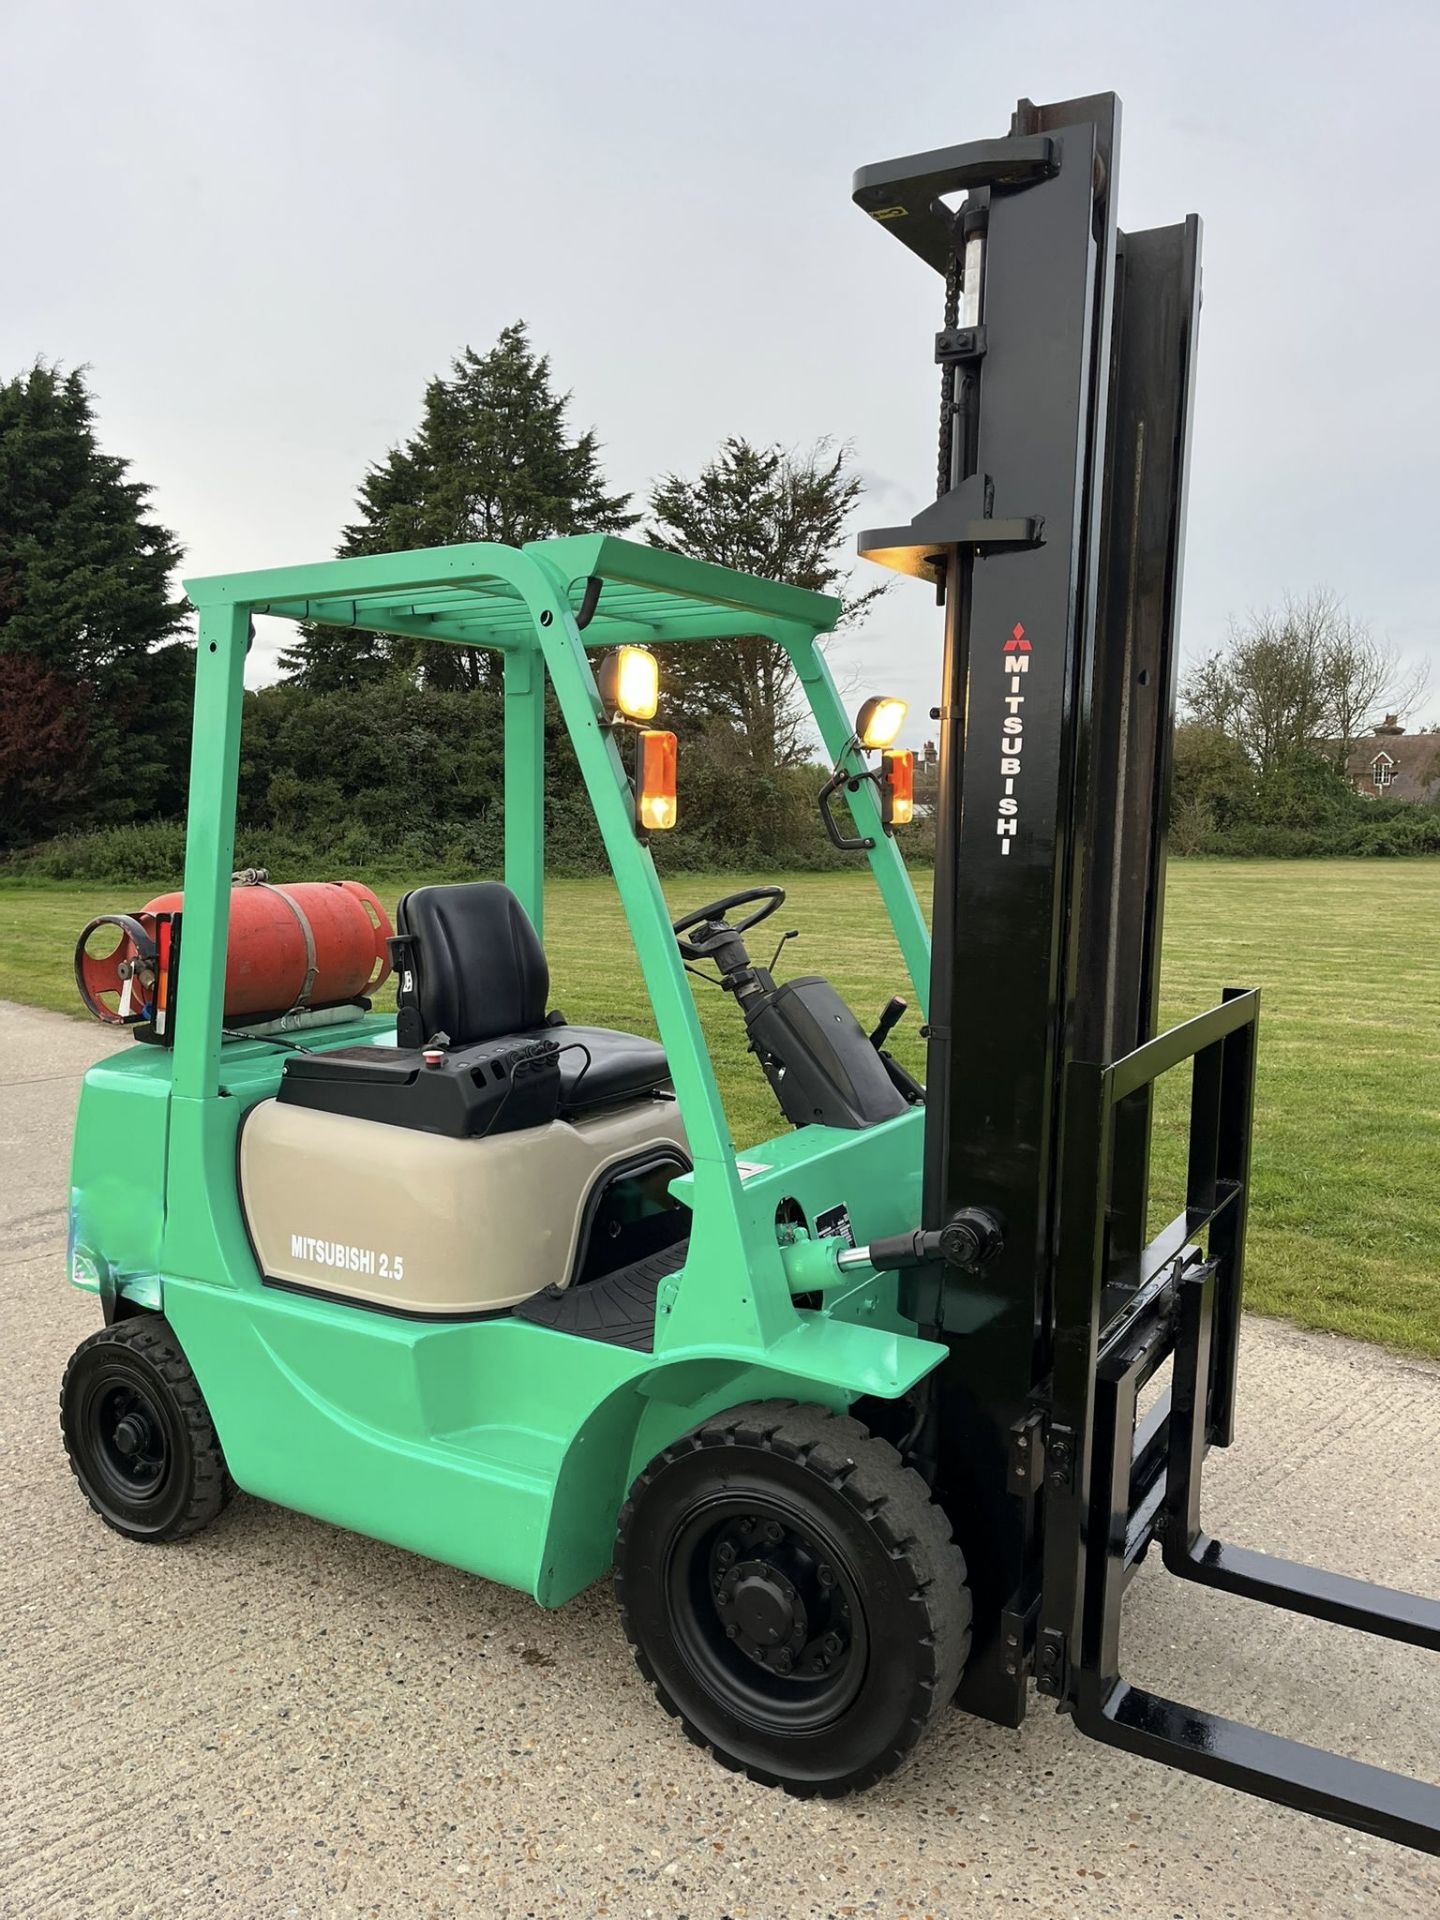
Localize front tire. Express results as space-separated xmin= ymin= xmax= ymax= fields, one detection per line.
xmin=60 ymin=1316 xmax=232 ymax=1542
xmin=614 ymin=1400 xmax=970 ymax=1796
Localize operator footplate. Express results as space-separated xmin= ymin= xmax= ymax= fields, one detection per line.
xmin=513 ymin=1241 xmax=688 ymax=1351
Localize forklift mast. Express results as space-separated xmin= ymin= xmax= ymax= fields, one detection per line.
xmin=856 ymin=92 xmax=1440 ymax=1852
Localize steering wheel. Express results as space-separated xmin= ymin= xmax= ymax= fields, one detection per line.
xmin=672 ymin=886 xmax=786 ymax=961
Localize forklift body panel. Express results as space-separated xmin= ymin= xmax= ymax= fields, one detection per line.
xmin=66 ymin=535 xmax=946 ymax=1607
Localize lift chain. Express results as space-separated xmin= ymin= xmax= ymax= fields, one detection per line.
xmin=935 ymin=239 xmax=961 ymax=499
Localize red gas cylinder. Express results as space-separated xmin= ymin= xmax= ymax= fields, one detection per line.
xmin=75 ymin=877 xmax=392 ymax=1026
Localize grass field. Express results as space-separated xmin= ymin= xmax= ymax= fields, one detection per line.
xmin=2 ymin=859 xmax=1437 ymax=1357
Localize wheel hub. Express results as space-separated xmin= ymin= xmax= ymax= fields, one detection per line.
xmin=722 ymin=1560 xmax=806 ymax=1657
xmin=113 ymin=1411 xmax=151 ymax=1458
xmin=92 ymin=1382 xmax=166 ymax=1492
xmin=706 ymin=1518 xmax=853 ymax=1681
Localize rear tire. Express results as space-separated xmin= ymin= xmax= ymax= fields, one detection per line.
xmin=60 ymin=1316 xmax=232 ymax=1542
xmin=614 ymin=1399 xmax=970 ymax=1796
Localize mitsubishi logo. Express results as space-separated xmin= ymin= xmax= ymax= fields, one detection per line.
xmin=997 ymin=623 xmax=1031 ymax=855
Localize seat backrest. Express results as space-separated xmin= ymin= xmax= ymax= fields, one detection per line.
xmin=395 ymin=882 xmax=548 ymax=1046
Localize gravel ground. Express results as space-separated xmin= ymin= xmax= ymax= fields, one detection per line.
xmin=2 ymin=999 xmax=1437 ymax=1919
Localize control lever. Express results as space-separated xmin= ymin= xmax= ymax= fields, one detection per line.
xmin=767 ymin=928 xmax=799 ymax=974
xmin=869 ymin=993 xmax=924 ymax=1104
xmin=869 ymin=995 xmax=907 ymax=1049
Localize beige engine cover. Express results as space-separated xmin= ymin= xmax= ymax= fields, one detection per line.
xmin=239 ymin=1096 xmax=688 ymax=1314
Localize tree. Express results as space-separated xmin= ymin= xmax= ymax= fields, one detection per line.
xmin=1182 ymin=589 xmax=1426 ymax=776
xmin=1171 ymin=722 xmax=1255 ymax=829
xmin=1315 ymin=604 xmax=1428 ymax=763
xmin=1252 ymin=747 xmax=1358 ymax=830
xmin=0 ymin=363 xmax=191 ymax=841
xmin=645 ymin=438 xmax=884 ymax=770
xmin=282 ymin=324 xmax=635 ymax=692
xmin=0 ymin=655 xmax=91 ymax=849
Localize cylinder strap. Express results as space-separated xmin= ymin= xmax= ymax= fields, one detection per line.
xmin=255 ymin=883 xmax=318 ymax=1013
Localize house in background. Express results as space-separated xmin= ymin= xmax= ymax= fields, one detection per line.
xmin=1344 ymin=716 xmax=1440 ymax=802
xmin=913 ymin=738 xmax=940 ymax=811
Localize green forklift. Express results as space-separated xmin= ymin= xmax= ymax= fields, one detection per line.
xmin=61 ymin=91 xmax=1440 ymax=1846
xmin=64 ymin=528 xmax=962 ymax=1794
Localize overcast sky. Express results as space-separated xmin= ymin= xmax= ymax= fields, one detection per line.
xmin=7 ymin=0 xmax=1438 ymax=743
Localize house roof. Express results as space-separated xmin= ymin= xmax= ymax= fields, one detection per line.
xmin=1344 ymin=730 xmax=1440 ymax=803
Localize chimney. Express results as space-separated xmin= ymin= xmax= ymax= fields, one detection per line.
xmin=1374 ymin=713 xmax=1405 ymax=736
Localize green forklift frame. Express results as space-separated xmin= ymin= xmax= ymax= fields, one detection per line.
xmin=69 ymin=532 xmax=946 ymax=1608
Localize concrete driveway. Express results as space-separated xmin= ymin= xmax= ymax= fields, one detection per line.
xmin=2 ymin=998 xmax=1437 ymax=1919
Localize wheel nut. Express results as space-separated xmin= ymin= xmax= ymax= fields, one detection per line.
xmin=725 ymin=1624 xmax=738 ymax=1640
xmin=764 ymin=1522 xmax=784 ymax=1545
xmin=774 ymin=1649 xmax=793 ymax=1674
xmin=821 ymin=1631 xmax=843 ymax=1657
xmin=717 ymin=1542 xmax=735 ymax=1566
xmin=817 ymin=1564 xmax=834 ymax=1587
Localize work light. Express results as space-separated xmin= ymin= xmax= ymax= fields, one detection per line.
xmin=855 ymin=695 xmax=907 ymax=751
xmin=598 ymin=645 xmax=660 ymax=723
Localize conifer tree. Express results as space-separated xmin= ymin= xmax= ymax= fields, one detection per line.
xmin=646 ymin=438 xmax=883 ymax=769
xmin=284 ymin=324 xmax=634 ymax=691
xmin=0 ymin=363 xmax=191 ymax=844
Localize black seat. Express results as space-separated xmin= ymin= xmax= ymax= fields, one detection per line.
xmin=279 ymin=882 xmax=670 ymax=1137
xmin=395 ymin=881 xmax=550 ymax=1049
xmin=548 ymin=1024 xmax=674 ymax=1116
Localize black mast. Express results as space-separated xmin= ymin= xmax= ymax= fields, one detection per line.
xmin=853 ymin=95 xmax=1440 ymax=1857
